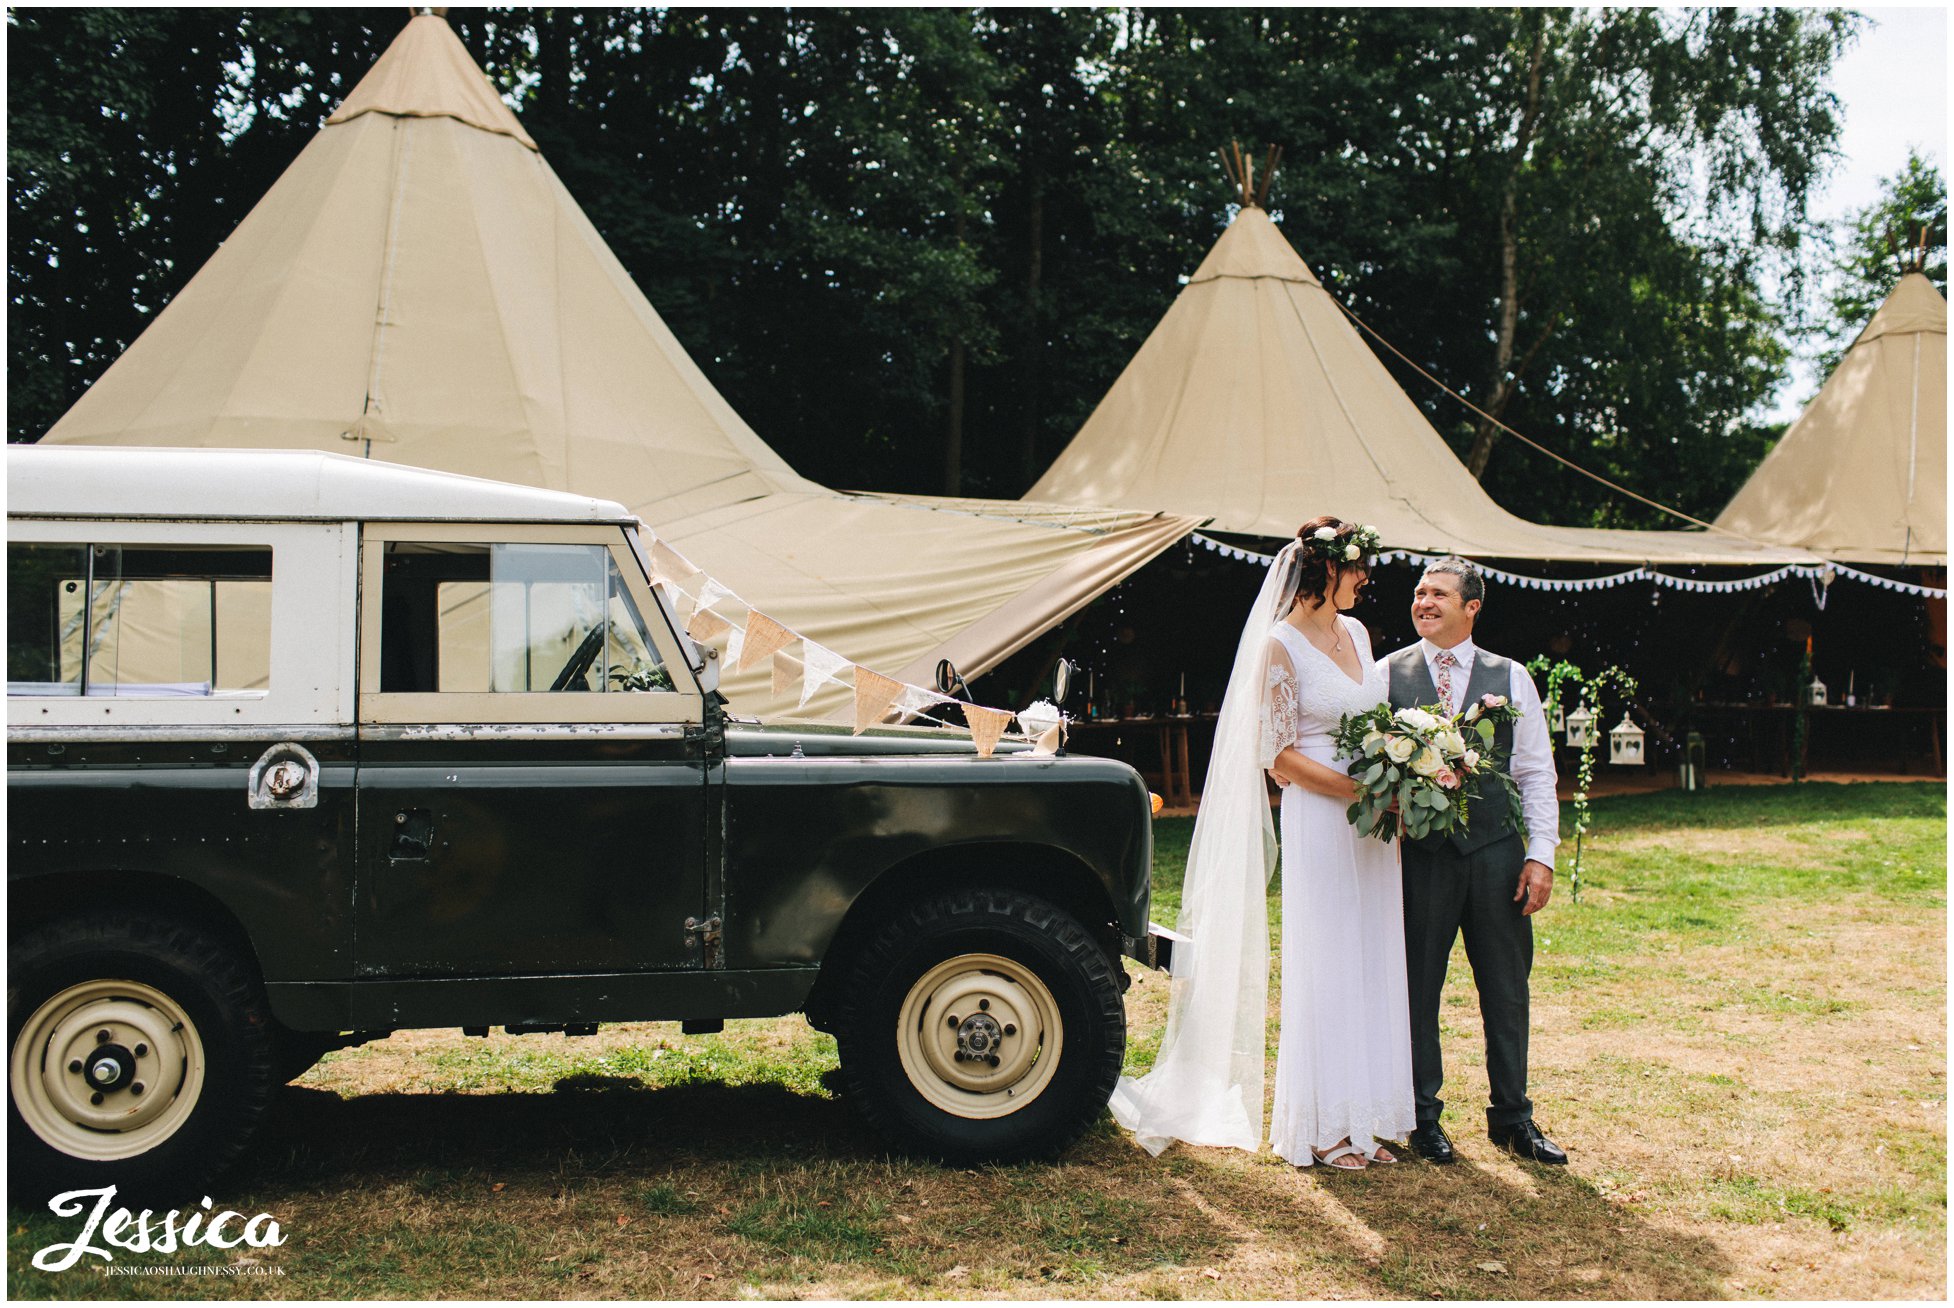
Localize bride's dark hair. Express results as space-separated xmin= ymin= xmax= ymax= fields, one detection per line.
xmin=1292 ymin=516 xmax=1369 ymax=606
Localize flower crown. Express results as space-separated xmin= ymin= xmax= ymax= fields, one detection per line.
xmin=1303 ymin=522 xmax=1382 ymax=564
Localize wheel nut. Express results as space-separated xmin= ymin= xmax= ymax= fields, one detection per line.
xmin=953 ymin=1050 xmax=965 ymax=1062
xmin=978 ymin=999 xmax=990 ymax=1011
xmin=131 ymin=1083 xmax=145 ymax=1097
xmin=90 ymin=1092 xmax=104 ymax=1106
xmin=1004 ymin=1024 xmax=1017 ymax=1036
xmin=946 ymin=1015 xmax=959 ymax=1027
xmin=988 ymin=1054 xmax=1001 ymax=1068
xmin=96 ymin=1028 xmax=113 ymax=1044
xmin=68 ymin=1059 xmax=83 ymax=1074
xmin=133 ymin=1043 xmax=148 ymax=1057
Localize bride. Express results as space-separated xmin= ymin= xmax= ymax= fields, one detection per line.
xmin=1110 ymin=516 xmax=1414 ymax=1170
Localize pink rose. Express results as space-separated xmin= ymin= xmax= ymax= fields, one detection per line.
xmin=1433 ymin=766 xmax=1461 ymax=789
xmin=1480 ymin=693 xmax=1508 ymax=709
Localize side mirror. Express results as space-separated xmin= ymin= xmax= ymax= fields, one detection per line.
xmin=1052 ymin=658 xmax=1076 ymax=706
xmin=935 ymin=658 xmax=971 ymax=701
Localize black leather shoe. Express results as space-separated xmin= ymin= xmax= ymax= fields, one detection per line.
xmin=1489 ymin=1119 xmax=1568 ymax=1165
xmin=1407 ymin=1120 xmax=1455 ymax=1164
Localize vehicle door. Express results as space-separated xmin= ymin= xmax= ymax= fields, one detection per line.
xmin=353 ymin=523 xmax=709 ymax=978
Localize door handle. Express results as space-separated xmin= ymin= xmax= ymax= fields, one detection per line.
xmin=389 ymin=808 xmax=435 ymax=861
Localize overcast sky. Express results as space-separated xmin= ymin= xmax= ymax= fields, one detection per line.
xmin=1766 ymin=5 xmax=1948 ymax=420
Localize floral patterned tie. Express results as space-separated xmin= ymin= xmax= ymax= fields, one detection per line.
xmin=1434 ymin=649 xmax=1458 ymax=713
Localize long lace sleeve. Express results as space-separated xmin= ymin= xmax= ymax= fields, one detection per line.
xmin=1259 ymin=638 xmax=1299 ymax=771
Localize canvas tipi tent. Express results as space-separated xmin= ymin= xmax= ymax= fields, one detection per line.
xmin=1714 ymin=272 xmax=1946 ymax=567
xmin=1026 ymin=202 xmax=1819 ymax=566
xmin=41 ymin=13 xmax=1198 ymax=718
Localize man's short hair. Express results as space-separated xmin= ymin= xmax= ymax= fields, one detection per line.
xmin=1421 ymin=556 xmax=1485 ymax=606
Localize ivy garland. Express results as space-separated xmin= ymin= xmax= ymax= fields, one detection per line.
xmin=1526 ymin=656 xmax=1639 ymax=904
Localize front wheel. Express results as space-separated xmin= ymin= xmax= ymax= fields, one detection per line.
xmin=8 ymin=915 xmax=276 ymax=1203
xmin=833 ymin=889 xmax=1125 ymax=1165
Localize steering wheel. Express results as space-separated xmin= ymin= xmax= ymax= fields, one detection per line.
xmin=548 ymin=625 xmax=609 ymax=692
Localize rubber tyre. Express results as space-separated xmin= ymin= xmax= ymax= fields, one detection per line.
xmin=833 ymin=888 xmax=1124 ymax=1165
xmin=8 ymin=914 xmax=276 ymax=1204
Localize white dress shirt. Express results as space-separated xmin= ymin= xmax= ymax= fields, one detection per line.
xmin=1420 ymin=637 xmax=1561 ymax=869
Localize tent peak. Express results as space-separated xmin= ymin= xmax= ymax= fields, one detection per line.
xmin=1187 ymin=204 xmax=1320 ymax=287
xmin=326 ymin=10 xmax=537 ymax=149
xmin=1849 ymin=269 xmax=1947 ymax=352
xmin=1218 ymin=141 xmax=1282 ymax=210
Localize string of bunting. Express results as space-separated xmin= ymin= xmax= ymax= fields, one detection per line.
xmin=1189 ymin=533 xmax=1947 ymax=599
xmin=644 ymin=534 xmax=1062 ymax=757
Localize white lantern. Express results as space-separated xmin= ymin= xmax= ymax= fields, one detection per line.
xmin=1549 ymin=699 xmax=1566 ymax=734
xmin=1608 ymin=713 xmax=1646 ymax=766
xmin=1806 ymin=676 xmax=1827 ymax=707
xmin=1565 ymin=704 xmax=1596 ymax=748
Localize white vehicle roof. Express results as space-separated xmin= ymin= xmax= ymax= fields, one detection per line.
xmin=8 ymin=446 xmax=636 ymax=525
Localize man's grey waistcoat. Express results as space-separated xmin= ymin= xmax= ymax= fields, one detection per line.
xmin=1385 ymin=644 xmax=1519 ymax=857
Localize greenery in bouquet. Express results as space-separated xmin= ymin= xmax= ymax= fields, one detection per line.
xmin=1333 ymin=698 xmax=1527 ymax=843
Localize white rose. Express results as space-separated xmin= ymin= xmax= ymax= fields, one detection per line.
xmin=1410 ymin=747 xmax=1443 ymax=777
xmin=1344 ymin=543 xmax=1361 ymax=560
xmin=1384 ymin=735 xmax=1416 ymax=764
xmin=1462 ymin=749 xmax=1481 ymax=769
xmin=1362 ymin=730 xmax=1388 ymax=755
xmin=1397 ymin=708 xmax=1438 ymax=733
xmin=1436 ymin=729 xmax=1467 ymax=758
xmin=1313 ymin=526 xmax=1337 ymax=541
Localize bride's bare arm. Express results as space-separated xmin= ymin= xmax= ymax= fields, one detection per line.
xmin=1269 ymin=747 xmax=1359 ymax=801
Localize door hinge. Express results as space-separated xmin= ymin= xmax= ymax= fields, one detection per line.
xmin=684 ymin=914 xmax=724 ymax=969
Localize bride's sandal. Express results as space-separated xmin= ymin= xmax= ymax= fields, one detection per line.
xmin=1312 ymin=1140 xmax=1369 ymax=1172
xmin=1367 ymin=1142 xmax=1401 ymax=1164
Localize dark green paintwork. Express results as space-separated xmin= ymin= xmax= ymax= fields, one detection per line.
xmin=8 ymin=705 xmax=1153 ymax=1034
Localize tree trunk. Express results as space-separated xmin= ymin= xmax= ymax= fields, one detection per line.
xmin=944 ymin=197 xmax=968 ymax=495
xmin=1019 ymin=178 xmax=1046 ymax=489
xmin=1466 ymin=22 xmax=1548 ymax=481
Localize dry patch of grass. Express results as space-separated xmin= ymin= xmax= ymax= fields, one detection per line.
xmin=8 ymin=782 xmax=1942 ymax=1301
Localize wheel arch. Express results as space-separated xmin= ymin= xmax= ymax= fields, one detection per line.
xmin=8 ymin=869 xmax=266 ymax=992
xmin=801 ymin=841 xmax=1121 ymax=1032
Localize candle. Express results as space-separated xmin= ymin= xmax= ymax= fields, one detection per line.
xmin=1179 ymin=671 xmax=1186 ymax=697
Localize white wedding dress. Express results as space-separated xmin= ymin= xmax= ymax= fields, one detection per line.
xmin=1261 ymin=616 xmax=1416 ymax=1165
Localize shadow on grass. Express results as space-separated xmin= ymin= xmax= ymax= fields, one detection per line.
xmin=236 ymin=1077 xmax=861 ymax=1189
xmin=18 ymin=1078 xmax=1722 ymax=1300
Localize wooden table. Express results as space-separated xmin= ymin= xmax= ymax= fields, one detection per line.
xmin=1066 ymin=717 xmax=1202 ymax=809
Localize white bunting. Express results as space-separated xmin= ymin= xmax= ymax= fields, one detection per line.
xmin=799 ymin=639 xmax=852 ymax=709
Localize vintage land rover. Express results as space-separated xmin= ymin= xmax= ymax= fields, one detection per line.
xmin=8 ymin=445 xmax=1160 ymax=1198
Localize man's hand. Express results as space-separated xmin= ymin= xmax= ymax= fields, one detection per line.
xmin=1514 ymin=860 xmax=1553 ymax=915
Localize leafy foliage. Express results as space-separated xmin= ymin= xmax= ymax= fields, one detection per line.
xmin=1817 ymin=150 xmax=1947 ymax=374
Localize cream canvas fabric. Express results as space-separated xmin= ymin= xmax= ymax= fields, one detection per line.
xmin=1714 ymin=273 xmax=1946 ymax=566
xmin=1026 ymin=205 xmax=1823 ymax=566
xmin=43 ymin=14 xmax=1197 ymax=720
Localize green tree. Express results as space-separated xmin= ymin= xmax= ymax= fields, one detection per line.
xmin=1819 ymin=150 xmax=1947 ymax=372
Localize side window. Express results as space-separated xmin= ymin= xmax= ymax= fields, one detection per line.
xmin=7 ymin=542 xmax=272 ymax=698
xmin=380 ymin=542 xmax=672 ymax=695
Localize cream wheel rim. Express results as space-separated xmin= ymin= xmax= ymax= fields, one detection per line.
xmin=10 ymin=979 xmax=206 ymax=1161
xmin=895 ymin=952 xmax=1062 ymax=1119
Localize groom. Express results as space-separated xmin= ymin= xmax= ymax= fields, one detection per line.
xmin=1385 ymin=557 xmax=1567 ymax=1166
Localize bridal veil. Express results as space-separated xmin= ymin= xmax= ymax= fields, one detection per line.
xmin=1108 ymin=541 xmax=1304 ymax=1154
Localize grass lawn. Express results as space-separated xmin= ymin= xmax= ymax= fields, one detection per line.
xmin=9 ymin=782 xmax=1944 ymax=1300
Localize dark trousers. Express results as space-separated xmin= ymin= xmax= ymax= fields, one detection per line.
xmin=1401 ymin=830 xmax=1534 ymax=1129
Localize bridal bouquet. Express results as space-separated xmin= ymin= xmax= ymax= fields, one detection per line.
xmin=1331 ymin=695 xmax=1526 ymax=842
